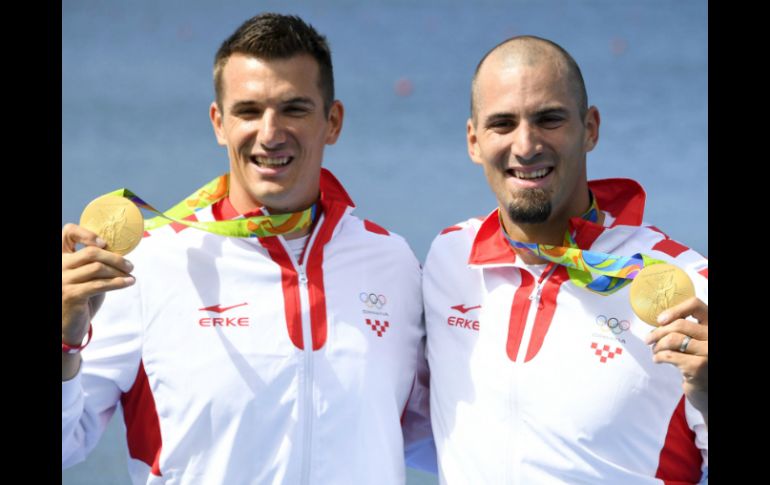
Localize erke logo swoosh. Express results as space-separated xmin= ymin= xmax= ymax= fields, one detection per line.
xmin=199 ymin=302 xmax=248 ymax=313
xmin=450 ymin=304 xmax=481 ymax=314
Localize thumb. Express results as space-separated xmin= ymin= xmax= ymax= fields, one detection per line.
xmin=62 ymin=223 xmax=107 ymax=254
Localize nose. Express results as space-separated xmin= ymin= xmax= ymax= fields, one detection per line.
xmin=257 ymin=109 xmax=287 ymax=149
xmin=511 ymin=122 xmax=543 ymax=163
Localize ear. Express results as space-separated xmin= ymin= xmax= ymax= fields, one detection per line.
xmin=467 ymin=118 xmax=483 ymax=165
xmin=583 ymin=106 xmax=600 ymax=153
xmin=210 ymin=101 xmax=227 ymax=146
xmin=324 ymin=100 xmax=345 ymax=145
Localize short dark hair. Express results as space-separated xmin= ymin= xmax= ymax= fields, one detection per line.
xmin=214 ymin=13 xmax=334 ymax=114
xmin=470 ymin=35 xmax=587 ymax=123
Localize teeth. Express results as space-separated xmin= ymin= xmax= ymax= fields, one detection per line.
xmin=513 ymin=168 xmax=550 ymax=180
xmin=254 ymin=156 xmax=290 ymax=167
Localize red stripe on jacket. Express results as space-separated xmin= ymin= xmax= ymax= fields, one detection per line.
xmin=212 ymin=169 xmax=354 ymax=351
xmin=655 ymin=396 xmax=704 ymax=484
xmin=121 ymin=361 xmax=163 ymax=476
xmin=524 ymin=266 xmax=570 ymax=362
xmin=506 ymin=270 xmax=534 ymax=361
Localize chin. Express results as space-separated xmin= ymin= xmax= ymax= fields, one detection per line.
xmin=506 ymin=193 xmax=552 ymax=224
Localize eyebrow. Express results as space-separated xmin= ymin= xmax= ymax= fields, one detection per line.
xmin=484 ymin=106 xmax=570 ymax=124
xmin=534 ymin=106 xmax=569 ymax=118
xmin=282 ymin=96 xmax=316 ymax=108
xmin=485 ymin=112 xmax=515 ymax=125
xmin=229 ymin=97 xmax=316 ymax=112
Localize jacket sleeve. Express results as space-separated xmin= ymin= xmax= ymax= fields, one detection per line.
xmin=62 ymin=281 xmax=144 ymax=469
xmin=685 ymin=256 xmax=708 ymax=472
xmin=402 ymin=332 xmax=437 ymax=474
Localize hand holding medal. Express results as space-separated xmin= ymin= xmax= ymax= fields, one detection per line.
xmin=631 ymin=262 xmax=708 ymax=423
xmin=61 ymin=198 xmax=140 ymax=377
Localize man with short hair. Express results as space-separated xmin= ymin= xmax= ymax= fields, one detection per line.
xmin=62 ymin=13 xmax=431 ymax=483
xmin=423 ymin=36 xmax=708 ymax=483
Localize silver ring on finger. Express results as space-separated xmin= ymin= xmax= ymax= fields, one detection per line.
xmin=679 ymin=335 xmax=692 ymax=353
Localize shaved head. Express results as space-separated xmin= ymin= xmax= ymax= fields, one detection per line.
xmin=470 ymin=36 xmax=587 ymax=124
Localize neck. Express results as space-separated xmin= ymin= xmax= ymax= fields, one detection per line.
xmin=500 ymin=216 xmax=565 ymax=264
xmin=501 ymin=216 xmax=566 ymax=247
xmin=500 ymin=191 xmax=603 ymax=265
xmin=284 ymin=225 xmax=312 ymax=240
xmin=229 ymin=195 xmax=316 ymax=217
xmin=227 ymin=178 xmax=320 ymax=218
xmin=226 ymin=194 xmax=319 ymax=241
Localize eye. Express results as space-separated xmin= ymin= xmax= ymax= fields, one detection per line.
xmin=487 ymin=119 xmax=516 ymax=133
xmin=538 ymin=115 xmax=565 ymax=129
xmin=284 ymin=105 xmax=311 ymax=117
xmin=233 ymin=108 xmax=261 ymax=119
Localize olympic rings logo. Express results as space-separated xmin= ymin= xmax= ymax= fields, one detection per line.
xmin=360 ymin=292 xmax=387 ymax=309
xmin=595 ymin=315 xmax=630 ymax=335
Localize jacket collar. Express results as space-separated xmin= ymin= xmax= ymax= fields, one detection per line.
xmin=468 ymin=178 xmax=647 ymax=266
xmin=212 ymin=168 xmax=355 ymax=221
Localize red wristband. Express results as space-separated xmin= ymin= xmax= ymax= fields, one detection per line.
xmin=62 ymin=325 xmax=93 ymax=354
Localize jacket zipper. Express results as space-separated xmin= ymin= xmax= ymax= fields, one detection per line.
xmin=511 ymin=262 xmax=558 ymax=483
xmin=297 ymin=263 xmax=313 ymax=485
xmin=528 ymin=263 xmax=557 ymax=305
xmin=283 ymin=216 xmax=323 ymax=485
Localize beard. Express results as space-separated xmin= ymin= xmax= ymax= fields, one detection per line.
xmin=506 ymin=188 xmax=551 ymax=224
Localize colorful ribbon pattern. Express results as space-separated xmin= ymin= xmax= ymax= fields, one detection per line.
xmin=105 ymin=173 xmax=316 ymax=238
xmin=503 ymin=193 xmax=663 ymax=295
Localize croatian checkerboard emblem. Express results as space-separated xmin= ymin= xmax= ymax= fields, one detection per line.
xmin=365 ymin=319 xmax=389 ymax=337
xmin=591 ymin=342 xmax=623 ymax=363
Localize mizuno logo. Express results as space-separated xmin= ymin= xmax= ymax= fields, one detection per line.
xmin=199 ymin=302 xmax=248 ymax=313
xmin=450 ymin=304 xmax=481 ymax=314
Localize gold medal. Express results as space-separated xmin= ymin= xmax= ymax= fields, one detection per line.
xmin=629 ymin=263 xmax=694 ymax=326
xmin=79 ymin=195 xmax=144 ymax=255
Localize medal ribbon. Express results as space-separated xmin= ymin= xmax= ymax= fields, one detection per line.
xmin=502 ymin=193 xmax=663 ymax=295
xmin=104 ymin=173 xmax=316 ymax=238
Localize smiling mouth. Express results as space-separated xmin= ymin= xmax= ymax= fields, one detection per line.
xmin=507 ymin=167 xmax=553 ymax=180
xmin=250 ymin=156 xmax=293 ymax=168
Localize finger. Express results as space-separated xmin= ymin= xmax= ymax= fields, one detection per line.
xmin=62 ymin=275 xmax=136 ymax=304
xmin=651 ymin=333 xmax=706 ymax=356
xmin=62 ymin=223 xmax=106 ymax=254
xmin=656 ymin=296 xmax=708 ymax=326
xmin=62 ymin=245 xmax=134 ymax=274
xmin=652 ymin=350 xmax=708 ymax=383
xmin=63 ymin=260 xmax=133 ymax=285
xmin=644 ymin=318 xmax=708 ymax=345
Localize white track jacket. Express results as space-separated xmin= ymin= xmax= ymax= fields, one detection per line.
xmin=62 ymin=169 xmax=431 ymax=484
xmin=423 ymin=178 xmax=708 ymax=484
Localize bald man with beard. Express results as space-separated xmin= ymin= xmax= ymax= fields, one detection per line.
xmin=422 ymin=36 xmax=708 ymax=484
